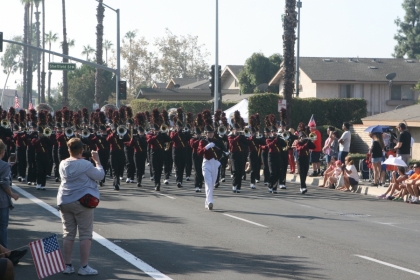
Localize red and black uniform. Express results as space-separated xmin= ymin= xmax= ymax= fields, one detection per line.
xmin=214 ymin=133 xmax=229 ymax=183
xmin=146 ymin=132 xmax=171 ymax=188
xmin=296 ymin=139 xmax=316 ymax=189
xmin=228 ymin=134 xmax=247 ymax=190
xmin=106 ymin=132 xmax=125 ymax=188
xmin=13 ymin=132 xmax=27 ymax=179
xmin=266 ymin=136 xmax=287 ymax=190
xmin=50 ymin=132 xmax=60 ymax=179
xmin=91 ymin=133 xmax=110 ymax=184
xmin=259 ymin=136 xmax=270 ymax=184
xmin=123 ymin=132 xmax=135 ymax=181
xmin=125 ymin=134 xmax=148 ymax=185
xmin=32 ymin=135 xmax=52 ymax=187
xmin=247 ymin=136 xmax=264 ymax=185
xmin=56 ymin=133 xmax=72 ymax=162
xmin=189 ymin=136 xmax=204 ymax=189
xmin=26 ymin=131 xmax=38 ymax=184
xmin=170 ymin=130 xmax=190 ymax=185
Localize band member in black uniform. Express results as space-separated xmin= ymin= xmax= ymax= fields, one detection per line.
xmin=145 ymin=111 xmax=154 ymax=181
xmin=294 ymin=131 xmax=316 ymax=194
xmin=260 ymin=127 xmax=270 ymax=185
xmin=26 ymin=110 xmax=38 ymax=185
xmin=52 ymin=111 xmax=62 ymax=182
xmin=146 ymin=109 xmax=171 ymax=191
xmin=92 ymin=111 xmax=110 ymax=186
xmin=278 ymin=121 xmax=290 ymax=189
xmin=57 ymin=108 xmax=73 ymax=163
xmin=247 ymin=114 xmax=263 ymax=189
xmin=170 ymin=108 xmax=190 ymax=188
xmin=14 ymin=110 xmax=28 ymax=182
xmin=265 ymin=114 xmax=287 ymax=194
xmin=217 ymin=113 xmax=230 ymax=183
xmin=190 ymin=113 xmax=205 ymax=192
xmin=32 ymin=112 xmax=52 ymax=190
xmin=161 ymin=110 xmax=173 ymax=185
xmin=228 ymin=111 xmax=247 ymax=193
xmin=106 ymin=111 xmax=126 ymax=190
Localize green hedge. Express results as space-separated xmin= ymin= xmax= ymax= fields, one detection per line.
xmin=130 ymin=99 xmax=237 ymax=115
xmin=248 ymin=93 xmax=367 ymax=129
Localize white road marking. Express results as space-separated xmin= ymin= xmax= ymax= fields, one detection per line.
xmin=355 ymin=255 xmax=420 ymax=276
xmin=156 ymin=193 xmax=176 ymax=199
xmin=12 ymin=185 xmax=173 ymax=280
xmin=223 ymin=214 xmax=268 ymax=228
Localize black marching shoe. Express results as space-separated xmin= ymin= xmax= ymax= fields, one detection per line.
xmin=137 ymin=183 xmax=142 ymax=187
xmin=214 ymin=182 xmax=219 ymax=188
xmin=177 ymin=182 xmax=182 ymax=188
xmin=155 ymin=184 xmax=161 ymax=191
xmin=99 ymin=181 xmax=103 ymax=187
xmin=114 ymin=184 xmax=120 ymax=191
xmin=55 ymin=177 xmax=60 ymax=182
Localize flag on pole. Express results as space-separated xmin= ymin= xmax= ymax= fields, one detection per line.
xmin=14 ymin=91 xmax=20 ymax=109
xmin=308 ymin=114 xmax=316 ymax=127
xmin=29 ymin=234 xmax=66 ymax=279
xmin=28 ymin=101 xmax=34 ymax=110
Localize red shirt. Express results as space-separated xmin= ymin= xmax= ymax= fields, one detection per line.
xmin=228 ymin=135 xmax=243 ymax=153
xmin=170 ymin=131 xmax=187 ymax=149
xmin=197 ymin=139 xmax=219 ymax=160
xmin=189 ymin=137 xmax=201 ymax=155
xmin=247 ymin=136 xmax=261 ymax=154
xmin=266 ymin=137 xmax=282 ymax=154
xmin=13 ymin=133 xmax=27 ymax=148
xmin=311 ymin=129 xmax=322 ymax=152
xmin=91 ymin=135 xmax=107 ymax=151
xmin=31 ymin=137 xmax=49 ymax=154
xmin=125 ymin=136 xmax=147 ymax=153
xmin=146 ymin=134 xmax=164 ymax=151
xmin=106 ymin=133 xmax=124 ymax=151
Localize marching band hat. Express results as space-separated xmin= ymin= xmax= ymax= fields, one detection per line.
xmin=204 ymin=125 xmax=214 ymax=133
xmin=99 ymin=125 xmax=106 ymax=131
xmin=38 ymin=126 xmax=43 ymax=133
xmin=233 ymin=123 xmax=240 ymax=130
xmin=176 ymin=120 xmax=183 ymax=127
xmin=138 ymin=126 xmax=145 ymax=133
xmin=153 ymin=123 xmax=159 ymax=130
xmin=195 ymin=127 xmax=202 ymax=135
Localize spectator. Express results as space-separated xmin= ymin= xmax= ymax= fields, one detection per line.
xmin=309 ymin=125 xmax=322 ymax=176
xmin=393 ymin=123 xmax=411 ymax=167
xmin=377 ymin=166 xmax=408 ymax=200
xmin=320 ymin=158 xmax=342 ymax=189
xmin=370 ymin=133 xmax=385 ymax=186
xmin=0 ymin=140 xmax=19 ymax=248
xmin=57 ymin=138 xmax=104 ymax=275
xmin=338 ymin=122 xmax=351 ymax=163
xmin=404 ymin=163 xmax=420 ymax=204
xmin=337 ymin=156 xmax=359 ymax=191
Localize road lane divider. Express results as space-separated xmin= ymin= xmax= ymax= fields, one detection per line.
xmin=12 ymin=185 xmax=173 ymax=280
xmin=223 ymin=214 xmax=268 ymax=228
xmin=355 ymin=255 xmax=420 ymax=276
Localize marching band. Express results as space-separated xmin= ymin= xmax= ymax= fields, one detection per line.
xmin=0 ymin=104 xmax=317 ymax=209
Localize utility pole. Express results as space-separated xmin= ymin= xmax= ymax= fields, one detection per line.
xmin=214 ymin=0 xmax=219 ymax=112
xmin=295 ymin=0 xmax=302 ymax=96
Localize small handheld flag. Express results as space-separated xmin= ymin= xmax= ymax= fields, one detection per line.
xmin=29 ymin=234 xmax=65 ymax=279
xmin=308 ymin=114 xmax=316 ymax=127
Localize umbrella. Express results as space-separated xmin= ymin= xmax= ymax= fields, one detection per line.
xmin=383 ymin=155 xmax=407 ymax=167
xmin=364 ymin=125 xmax=390 ymax=133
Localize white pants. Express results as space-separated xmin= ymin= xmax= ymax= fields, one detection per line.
xmin=202 ymin=158 xmax=220 ymax=205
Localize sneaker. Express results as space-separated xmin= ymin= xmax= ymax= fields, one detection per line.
xmin=150 ymin=177 xmax=154 ymax=181
xmin=55 ymin=177 xmax=59 ymax=182
xmin=280 ymin=185 xmax=286 ymax=189
xmin=309 ymin=172 xmax=317 ymax=177
xmin=137 ymin=183 xmax=142 ymax=187
xmin=126 ymin=178 xmax=130 ymax=183
xmin=214 ymin=183 xmax=219 ymax=188
xmin=18 ymin=177 xmax=22 ymax=182
xmin=300 ymin=188 xmax=307 ymax=194
xmin=78 ymin=264 xmax=98 ymax=275
xmin=377 ymin=194 xmax=386 ymax=198
xmin=250 ymin=184 xmax=256 ymax=189
xmin=63 ymin=265 xmax=75 ymax=274
xmin=232 ymin=186 xmax=237 ymax=193
xmin=164 ymin=179 xmax=169 ymax=185
xmin=255 ymin=179 xmax=259 ymax=183
xmin=40 ymin=186 xmax=46 ymax=190
xmin=387 ymin=196 xmax=394 ymax=200
xmin=186 ymin=177 xmax=190 ymax=181
xmin=264 ymin=182 xmax=268 ymax=186
xmin=27 ymin=182 xmax=32 ymax=185
xmin=7 ymin=249 xmax=28 ymax=266
xmin=21 ymin=178 xmax=26 ymax=182
xmin=273 ymin=190 xmax=278 ymax=194
xmin=221 ymin=178 xmax=225 ymax=182
xmin=268 ymin=188 xmax=273 ymax=193
xmin=99 ymin=181 xmax=103 ymax=187
xmin=230 ymin=175 xmax=233 ymax=178
xmin=119 ymin=177 xmax=123 ymax=181
xmin=208 ymin=202 xmax=213 ymax=210
xmin=155 ymin=185 xmax=160 ymax=191
xmin=177 ymin=182 xmax=182 ymax=188
xmin=195 ymin=187 xmax=200 ymax=192
xmin=46 ymin=175 xmax=51 ymax=178
xmin=198 ymin=188 xmax=202 ymax=192
xmin=114 ymin=184 xmax=120 ymax=191
xmin=36 ymin=184 xmax=41 ymax=190
xmin=236 ymin=189 xmax=241 ymax=193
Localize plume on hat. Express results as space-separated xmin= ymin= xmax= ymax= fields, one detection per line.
xmin=7 ymin=107 xmax=16 ymax=122
xmin=135 ymin=112 xmax=146 ymax=128
xmin=214 ymin=109 xmax=222 ymax=127
xmin=176 ymin=107 xmax=184 ymax=124
xmin=151 ymin=108 xmax=161 ymax=126
xmin=161 ymin=109 xmax=169 ymax=126
xmin=195 ymin=113 xmax=205 ymax=130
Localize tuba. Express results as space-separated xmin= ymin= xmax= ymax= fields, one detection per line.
xmin=43 ymin=127 xmax=52 ymax=137
xmin=117 ymin=125 xmax=127 ymax=139
xmin=65 ymin=127 xmax=74 ymax=138
xmin=160 ymin=124 xmax=169 ymax=134
xmin=218 ymin=125 xmax=227 ymax=136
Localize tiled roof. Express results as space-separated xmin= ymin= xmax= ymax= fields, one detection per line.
xmin=138 ymin=88 xmax=240 ymax=101
xmin=170 ymin=78 xmax=199 ymax=87
xmin=179 ymin=79 xmax=209 ymax=89
xmin=362 ymin=104 xmax=420 ymax=127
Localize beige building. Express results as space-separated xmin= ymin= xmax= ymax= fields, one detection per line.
xmin=269 ymin=57 xmax=420 ymax=116
xmin=1 ymin=89 xmax=23 ymax=110
xmin=221 ymin=65 xmax=243 ymax=90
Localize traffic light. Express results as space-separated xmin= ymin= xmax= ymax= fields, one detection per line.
xmin=209 ymin=65 xmax=215 ymax=97
xmin=218 ymin=65 xmax=222 ymax=93
xmin=0 ymin=32 xmax=3 ymax=52
xmin=118 ymin=81 xmax=127 ymax=100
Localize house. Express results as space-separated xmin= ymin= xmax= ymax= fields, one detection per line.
xmin=269 ymin=57 xmax=420 ymax=116
xmin=137 ymin=88 xmax=241 ymax=102
xmin=353 ymin=104 xmax=420 ymax=160
xmin=166 ymin=78 xmax=200 ymax=89
xmin=1 ymin=89 xmax=23 ymax=111
xmin=221 ymin=65 xmax=243 ymax=91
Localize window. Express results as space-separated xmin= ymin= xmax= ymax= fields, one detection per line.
xmin=340 ymin=84 xmax=354 ymax=98
xmin=234 ymin=79 xmax=238 ymax=87
xmin=391 ymin=85 xmax=414 ymax=100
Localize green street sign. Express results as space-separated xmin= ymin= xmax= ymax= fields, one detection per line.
xmin=48 ymin=62 xmax=76 ymax=70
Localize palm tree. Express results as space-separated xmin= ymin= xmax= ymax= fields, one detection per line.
xmin=45 ymin=31 xmax=58 ymax=101
xmin=281 ymin=0 xmax=297 ymax=127
xmin=62 ymin=0 xmax=68 ymax=107
xmin=81 ymin=45 xmax=95 ymax=61
xmin=125 ymin=30 xmax=137 ymax=95
xmin=95 ymin=0 xmax=105 ymax=105
xmin=34 ymin=0 xmax=41 ymax=104
xmin=21 ymin=0 xmax=31 ymax=108
xmin=104 ymin=40 xmax=113 ymax=64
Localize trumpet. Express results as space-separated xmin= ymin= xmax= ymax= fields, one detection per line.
xmin=160 ymin=124 xmax=169 ymax=134
xmin=81 ymin=129 xmax=91 ymax=138
xmin=43 ymin=127 xmax=52 ymax=137
xmin=117 ymin=125 xmax=127 ymax=139
xmin=218 ymin=125 xmax=227 ymax=136
xmin=279 ymin=131 xmax=290 ymax=140
xmin=0 ymin=119 xmax=9 ymax=128
xmin=240 ymin=127 xmax=251 ymax=138
xmin=65 ymin=127 xmax=74 ymax=138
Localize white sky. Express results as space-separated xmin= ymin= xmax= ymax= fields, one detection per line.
xmin=0 ymin=0 xmax=405 ymax=91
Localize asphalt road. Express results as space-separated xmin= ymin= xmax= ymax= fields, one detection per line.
xmin=9 ymin=173 xmax=420 ymax=280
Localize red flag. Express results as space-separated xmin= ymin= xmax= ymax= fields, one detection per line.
xmin=28 ymin=101 xmax=34 ymax=110
xmin=308 ymin=114 xmax=316 ymax=127
xmin=14 ymin=91 xmax=20 ymax=109
xmin=29 ymin=234 xmax=66 ymax=279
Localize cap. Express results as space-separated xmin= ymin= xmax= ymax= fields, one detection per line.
xmin=397 ymin=122 xmax=406 ymax=129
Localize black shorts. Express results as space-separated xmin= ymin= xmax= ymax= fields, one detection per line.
xmin=310 ymin=151 xmax=321 ymax=164
xmin=0 ymin=258 xmax=8 ymax=277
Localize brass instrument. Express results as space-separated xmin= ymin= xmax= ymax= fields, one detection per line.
xmin=43 ymin=127 xmax=52 ymax=137
xmin=65 ymin=127 xmax=74 ymax=138
xmin=302 ymin=132 xmax=317 ymax=141
xmin=81 ymin=129 xmax=91 ymax=138
xmin=117 ymin=125 xmax=127 ymax=139
xmin=164 ymin=142 xmax=171 ymax=151
xmin=1 ymin=119 xmax=9 ymax=128
xmin=160 ymin=124 xmax=169 ymax=134
xmin=242 ymin=127 xmax=251 ymax=138
xmin=279 ymin=131 xmax=290 ymax=140
xmin=217 ymin=125 xmax=227 ymax=136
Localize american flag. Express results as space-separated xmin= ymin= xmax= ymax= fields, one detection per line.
xmin=308 ymin=114 xmax=316 ymax=127
xmin=29 ymin=234 xmax=66 ymax=279
xmin=28 ymin=100 xmax=34 ymax=110
xmin=14 ymin=91 xmax=20 ymax=109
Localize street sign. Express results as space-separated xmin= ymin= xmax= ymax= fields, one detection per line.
xmin=48 ymin=62 xmax=76 ymax=70
xmin=278 ymin=99 xmax=287 ymax=112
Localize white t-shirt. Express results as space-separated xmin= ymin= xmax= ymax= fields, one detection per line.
xmin=346 ymin=165 xmax=359 ymax=182
xmin=339 ymin=131 xmax=351 ymax=152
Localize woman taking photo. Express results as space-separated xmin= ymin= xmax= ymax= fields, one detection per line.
xmin=370 ymin=133 xmax=385 ymax=186
xmin=57 ymin=138 xmax=104 ymax=275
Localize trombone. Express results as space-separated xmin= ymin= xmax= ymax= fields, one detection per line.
xmin=81 ymin=129 xmax=91 ymax=138
xmin=0 ymin=119 xmax=9 ymax=128
xmin=160 ymin=124 xmax=169 ymax=134
xmin=65 ymin=127 xmax=74 ymax=138
xmin=217 ymin=125 xmax=227 ymax=136
xmin=43 ymin=127 xmax=52 ymax=137
xmin=117 ymin=125 xmax=127 ymax=139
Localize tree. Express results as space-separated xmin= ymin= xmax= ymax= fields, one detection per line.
xmin=393 ymin=0 xmax=420 ymax=58
xmin=154 ymin=28 xmax=210 ymax=82
xmin=282 ymin=0 xmax=297 ymax=127
xmin=61 ymin=0 xmax=69 ymax=107
xmin=67 ymin=64 xmax=114 ymax=110
xmin=1 ymin=36 xmax=23 ymax=94
xmin=21 ymin=0 xmax=33 ymax=108
xmin=95 ymin=0 xmax=104 ymax=105
xmin=238 ymin=53 xmax=282 ymax=94
xmin=104 ymin=40 xmax=113 ymax=64
xmin=45 ymin=31 xmax=58 ymax=101
xmin=81 ymin=45 xmax=95 ymax=61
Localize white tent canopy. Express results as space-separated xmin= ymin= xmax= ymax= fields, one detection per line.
xmin=223 ymin=99 xmax=248 ymax=125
